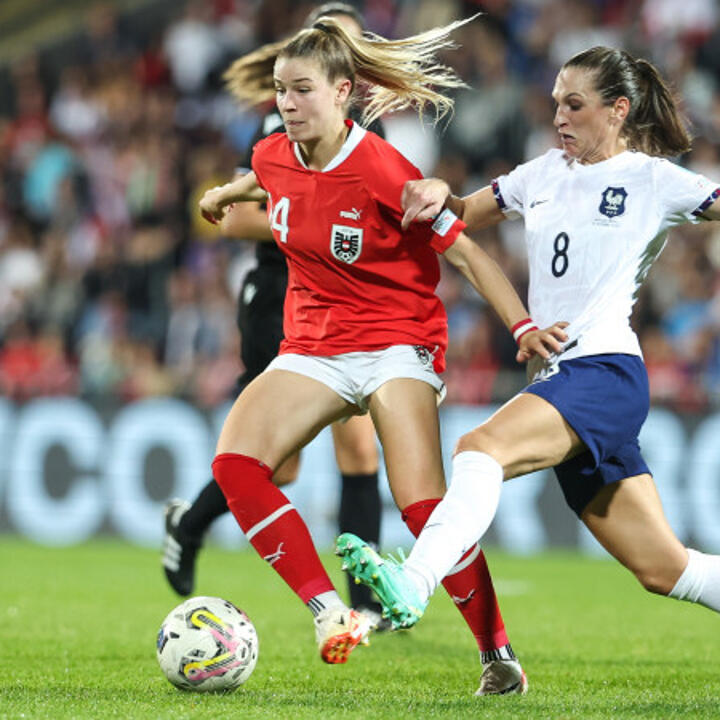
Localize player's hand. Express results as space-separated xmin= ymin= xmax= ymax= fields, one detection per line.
xmin=516 ymin=322 xmax=569 ymax=363
xmin=199 ymin=185 xmax=230 ymax=225
xmin=401 ymin=178 xmax=451 ymax=230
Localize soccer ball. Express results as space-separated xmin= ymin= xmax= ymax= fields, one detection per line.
xmin=156 ymin=596 xmax=259 ymax=692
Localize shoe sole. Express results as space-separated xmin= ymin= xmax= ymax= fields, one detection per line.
xmin=476 ymin=670 xmax=529 ymax=696
xmin=335 ymin=534 xmax=423 ymax=630
xmin=319 ymin=629 xmax=365 ymax=664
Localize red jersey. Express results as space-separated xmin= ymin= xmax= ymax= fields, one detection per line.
xmin=251 ymin=120 xmax=465 ymax=372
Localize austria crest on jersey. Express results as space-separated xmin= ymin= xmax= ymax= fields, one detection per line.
xmin=331 ymin=224 xmax=363 ymax=264
xmin=599 ymin=186 xmax=627 ymax=217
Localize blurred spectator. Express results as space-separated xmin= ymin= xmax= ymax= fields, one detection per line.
xmin=0 ymin=219 xmax=45 ymax=330
xmin=0 ymin=320 xmax=76 ymax=400
xmin=0 ymin=0 xmax=716 ymax=414
xmin=163 ymin=1 xmax=224 ymax=95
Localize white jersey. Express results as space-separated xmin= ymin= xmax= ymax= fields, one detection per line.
xmin=494 ymin=148 xmax=719 ymax=361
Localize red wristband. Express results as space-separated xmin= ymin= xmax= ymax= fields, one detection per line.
xmin=428 ymin=207 xmax=466 ymax=253
xmin=511 ymin=318 xmax=538 ymax=344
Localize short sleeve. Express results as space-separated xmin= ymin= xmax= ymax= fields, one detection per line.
xmin=250 ymin=138 xmax=270 ymax=191
xmin=366 ymin=135 xmax=467 ymax=252
xmin=653 ymin=159 xmax=720 ymax=227
xmin=493 ymin=160 xmax=535 ymax=220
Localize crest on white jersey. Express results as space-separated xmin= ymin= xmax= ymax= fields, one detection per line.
xmin=599 ymin=186 xmax=627 ymax=217
xmin=331 ymin=224 xmax=363 ymax=264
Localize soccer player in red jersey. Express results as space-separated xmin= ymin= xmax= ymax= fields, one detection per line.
xmin=199 ymin=15 xmax=566 ymax=693
xmin=163 ymin=2 xmax=390 ymax=634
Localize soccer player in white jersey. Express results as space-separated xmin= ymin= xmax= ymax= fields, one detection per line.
xmin=196 ymin=15 xmax=566 ymax=693
xmin=337 ymin=46 xmax=720 ymax=662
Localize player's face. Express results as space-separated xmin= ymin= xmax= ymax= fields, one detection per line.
xmin=552 ymin=67 xmax=626 ymax=163
xmin=274 ymin=57 xmax=350 ymax=143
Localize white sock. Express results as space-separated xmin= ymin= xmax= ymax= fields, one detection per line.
xmin=308 ymin=590 xmax=345 ymax=618
xmin=668 ymin=548 xmax=720 ymax=612
xmin=404 ymin=451 xmax=503 ymax=603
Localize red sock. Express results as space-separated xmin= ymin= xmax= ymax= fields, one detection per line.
xmin=213 ymin=452 xmax=334 ymax=604
xmin=402 ymin=499 xmax=510 ymax=652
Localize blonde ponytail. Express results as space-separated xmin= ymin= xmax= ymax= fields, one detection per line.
xmin=223 ymin=14 xmax=480 ymax=125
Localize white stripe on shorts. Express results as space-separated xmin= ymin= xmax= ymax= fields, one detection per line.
xmin=246 ymin=503 xmax=294 ymax=541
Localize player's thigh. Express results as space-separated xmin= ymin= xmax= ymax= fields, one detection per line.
xmin=581 ymin=473 xmax=688 ymax=592
xmin=367 ymin=378 xmax=445 ymax=508
xmin=217 ymin=369 xmax=353 ymax=468
xmin=456 ymin=392 xmax=583 ymax=478
xmin=330 ymin=414 xmax=378 ymax=474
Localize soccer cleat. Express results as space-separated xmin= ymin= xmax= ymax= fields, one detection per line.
xmin=355 ymin=604 xmax=393 ymax=633
xmin=314 ymin=607 xmax=373 ymax=664
xmin=162 ymin=499 xmax=202 ymax=597
xmin=475 ymin=660 xmax=528 ymax=696
xmin=335 ymin=532 xmax=427 ymax=630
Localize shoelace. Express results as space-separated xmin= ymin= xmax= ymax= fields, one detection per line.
xmin=384 ymin=547 xmax=407 ymax=567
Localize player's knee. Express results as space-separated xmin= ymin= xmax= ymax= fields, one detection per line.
xmin=453 ymin=428 xmax=505 ymax=461
xmin=272 ymin=470 xmax=297 ymax=487
xmin=633 ymin=566 xmax=676 ymax=596
xmin=336 ymin=448 xmax=378 ymax=475
xmin=273 ymin=455 xmax=300 ymax=487
xmin=334 ymin=437 xmax=378 ymax=475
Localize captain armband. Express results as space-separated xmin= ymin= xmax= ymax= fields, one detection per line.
xmin=429 ymin=208 xmax=467 ymax=252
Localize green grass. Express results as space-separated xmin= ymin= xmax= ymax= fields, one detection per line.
xmin=1 ymin=538 xmax=718 ymax=719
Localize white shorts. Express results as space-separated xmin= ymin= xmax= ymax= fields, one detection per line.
xmin=264 ymin=345 xmax=446 ymax=413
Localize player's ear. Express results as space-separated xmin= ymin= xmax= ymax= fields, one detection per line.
xmin=335 ymin=77 xmax=353 ymax=105
xmin=610 ymin=96 xmax=630 ymax=124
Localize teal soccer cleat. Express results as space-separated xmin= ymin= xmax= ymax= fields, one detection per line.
xmin=335 ymin=533 xmax=427 ymax=630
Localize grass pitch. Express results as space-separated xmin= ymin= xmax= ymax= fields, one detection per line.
xmin=1 ymin=537 xmax=718 ymax=719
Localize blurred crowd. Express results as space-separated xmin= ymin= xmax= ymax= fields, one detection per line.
xmin=0 ymin=0 xmax=719 ymax=411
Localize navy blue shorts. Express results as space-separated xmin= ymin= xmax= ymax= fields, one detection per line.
xmin=523 ymin=354 xmax=651 ymax=517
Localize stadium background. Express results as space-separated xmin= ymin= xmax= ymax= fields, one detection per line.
xmin=0 ymin=0 xmax=719 ymax=554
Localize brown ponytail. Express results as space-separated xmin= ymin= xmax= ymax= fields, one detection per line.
xmin=563 ymin=47 xmax=691 ymax=157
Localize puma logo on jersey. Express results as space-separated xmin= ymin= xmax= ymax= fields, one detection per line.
xmin=330 ymin=224 xmax=363 ymax=264
xmin=599 ymin=186 xmax=627 ymax=217
xmin=340 ymin=207 xmax=362 ymax=220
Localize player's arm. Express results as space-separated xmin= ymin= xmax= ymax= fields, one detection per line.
xmin=218 ymin=168 xmax=274 ymax=241
xmin=401 ymin=181 xmax=504 ymax=231
xmin=443 ymin=232 xmax=568 ymax=362
xmin=199 ymin=171 xmax=267 ymax=225
xmin=220 ymin=200 xmax=274 ymax=241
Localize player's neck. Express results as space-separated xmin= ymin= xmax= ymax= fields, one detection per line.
xmin=577 ymin=136 xmax=628 ymax=165
xmin=297 ymin=121 xmax=350 ymax=171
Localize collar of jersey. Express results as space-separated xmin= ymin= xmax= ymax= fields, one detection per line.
xmin=292 ymin=121 xmax=367 ymax=172
xmin=568 ymin=149 xmax=633 ymax=171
